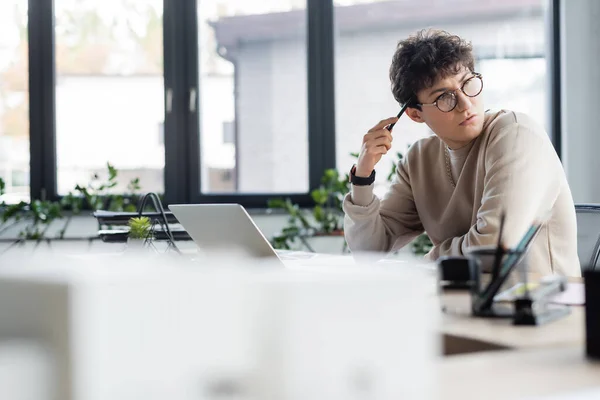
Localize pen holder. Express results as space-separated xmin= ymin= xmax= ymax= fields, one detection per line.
xmin=437 ymin=256 xmax=479 ymax=314
xmin=437 ymin=247 xmax=531 ymax=318
xmin=469 ymin=245 xmax=535 ymax=284
xmin=465 ymin=246 xmax=527 ymax=318
xmin=437 ymin=256 xmax=476 ymax=290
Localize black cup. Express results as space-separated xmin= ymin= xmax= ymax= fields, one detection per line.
xmin=584 ymin=269 xmax=600 ymax=359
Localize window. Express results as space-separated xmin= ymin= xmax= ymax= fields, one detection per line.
xmin=478 ymin=58 xmax=547 ymax=129
xmin=333 ymin=0 xmax=550 ymax=196
xmin=197 ymin=0 xmax=308 ymax=194
xmin=0 ymin=2 xmax=29 ymax=204
xmin=54 ymin=0 xmax=165 ymax=195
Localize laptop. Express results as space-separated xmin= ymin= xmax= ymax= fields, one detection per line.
xmin=168 ymin=203 xmax=283 ymax=264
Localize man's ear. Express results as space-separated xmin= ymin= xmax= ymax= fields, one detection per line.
xmin=406 ymin=106 xmax=425 ymax=123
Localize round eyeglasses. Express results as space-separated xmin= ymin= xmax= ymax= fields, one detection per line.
xmin=416 ymin=73 xmax=483 ymax=113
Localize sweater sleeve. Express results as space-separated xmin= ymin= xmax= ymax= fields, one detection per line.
xmin=428 ymin=122 xmax=561 ymax=260
xmin=342 ymin=159 xmax=424 ymax=253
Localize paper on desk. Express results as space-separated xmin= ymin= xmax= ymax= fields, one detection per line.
xmin=548 ymin=282 xmax=584 ymax=305
xmin=494 ymin=282 xmax=584 ymax=305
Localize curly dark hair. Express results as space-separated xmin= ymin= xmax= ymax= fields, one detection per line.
xmin=389 ymin=29 xmax=474 ymax=108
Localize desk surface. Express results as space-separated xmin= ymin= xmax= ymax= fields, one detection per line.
xmin=438 ymin=346 xmax=600 ymax=400
xmin=292 ymin=253 xmax=586 ymax=351
xmin=441 ymin=292 xmax=585 ymax=351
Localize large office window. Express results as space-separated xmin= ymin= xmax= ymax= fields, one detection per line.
xmin=197 ymin=0 xmax=309 ymax=194
xmin=54 ymin=0 xmax=165 ymax=195
xmin=333 ymin=0 xmax=549 ymax=196
xmin=0 ymin=2 xmax=29 ymax=204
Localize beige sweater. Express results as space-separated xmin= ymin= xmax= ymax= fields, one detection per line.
xmin=343 ymin=110 xmax=580 ymax=277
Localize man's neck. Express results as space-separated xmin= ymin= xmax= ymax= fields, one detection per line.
xmin=444 ymin=137 xmax=475 ymax=150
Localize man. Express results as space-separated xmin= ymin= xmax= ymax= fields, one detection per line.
xmin=342 ymin=29 xmax=580 ymax=277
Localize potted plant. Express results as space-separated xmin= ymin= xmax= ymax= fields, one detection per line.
xmin=127 ymin=216 xmax=152 ymax=249
xmin=69 ymin=162 xmax=141 ymax=212
xmin=268 ymin=151 xmax=433 ymax=256
xmin=267 ymin=168 xmax=350 ymax=253
xmin=0 ymin=177 xmax=65 ymax=241
xmin=0 ymin=162 xmax=143 ymax=244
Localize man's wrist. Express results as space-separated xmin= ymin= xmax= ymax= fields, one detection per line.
xmin=355 ymin=169 xmax=372 ymax=178
xmin=350 ymin=165 xmax=376 ymax=186
xmin=354 ymin=165 xmax=373 ymax=178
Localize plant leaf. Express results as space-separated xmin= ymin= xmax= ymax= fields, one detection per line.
xmin=311 ymin=188 xmax=328 ymax=205
xmin=313 ymin=205 xmax=324 ymax=222
xmin=267 ymin=198 xmax=286 ymax=209
xmin=107 ymin=162 xmax=118 ymax=181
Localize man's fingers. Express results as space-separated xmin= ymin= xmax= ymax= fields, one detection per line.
xmin=368 ymin=117 xmax=399 ymax=133
xmin=368 ymin=136 xmax=392 ymax=151
xmin=357 ymin=118 xmax=397 ymax=172
xmin=371 ymin=145 xmax=390 ymax=155
xmin=363 ymin=128 xmax=393 ymax=144
xmin=371 ymin=136 xmax=392 ymax=150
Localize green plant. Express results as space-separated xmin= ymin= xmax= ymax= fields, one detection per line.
xmin=0 ymin=177 xmax=66 ymax=240
xmin=411 ymin=232 xmax=434 ymax=256
xmin=127 ymin=216 xmax=151 ymax=240
xmin=68 ymin=162 xmax=141 ymax=212
xmin=0 ymin=199 xmax=65 ymax=240
xmin=0 ymin=163 xmax=143 ymax=241
xmin=268 ymin=151 xmax=433 ymax=256
xmin=268 ymin=168 xmax=350 ymax=250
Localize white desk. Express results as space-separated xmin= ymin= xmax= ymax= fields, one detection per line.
xmin=439 ymin=346 xmax=600 ymax=399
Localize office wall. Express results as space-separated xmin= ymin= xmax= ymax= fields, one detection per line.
xmin=560 ymin=0 xmax=600 ymax=203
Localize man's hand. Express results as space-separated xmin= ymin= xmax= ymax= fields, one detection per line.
xmin=355 ymin=117 xmax=398 ymax=177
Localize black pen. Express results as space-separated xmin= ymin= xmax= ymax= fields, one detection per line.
xmin=386 ymin=100 xmax=411 ymax=132
xmin=474 ymin=222 xmax=543 ymax=312
xmin=491 ymin=211 xmax=506 ymax=281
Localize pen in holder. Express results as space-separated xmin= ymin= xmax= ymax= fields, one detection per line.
xmin=468 ymin=210 xmax=516 ymax=317
xmin=467 ymin=246 xmax=523 ymax=318
xmin=437 ymin=219 xmax=570 ymax=325
xmin=467 ymin=225 xmax=570 ymax=325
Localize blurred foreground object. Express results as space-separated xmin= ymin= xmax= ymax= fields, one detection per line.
xmin=0 ymin=250 xmax=437 ymax=400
